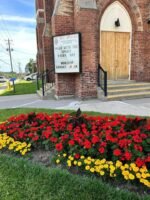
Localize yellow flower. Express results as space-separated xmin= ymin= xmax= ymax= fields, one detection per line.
xmin=73 ymin=161 xmax=77 ymax=165
xmin=136 ymin=173 xmax=141 ymax=179
xmin=63 ymin=153 xmax=67 ymax=157
xmin=110 ymin=165 xmax=115 ymax=171
xmin=77 ymin=162 xmax=82 ymax=167
xmin=90 ymin=168 xmax=95 ymax=173
xmin=67 ymin=160 xmax=72 ymax=167
xmin=100 ymin=171 xmax=105 ymax=176
xmin=80 ymin=155 xmax=85 ymax=159
xmin=132 ymin=167 xmax=139 ymax=173
xmin=130 ymin=163 xmax=136 ymax=168
xmin=85 ymin=165 xmax=90 ymax=170
xmin=129 ymin=174 xmax=135 ymax=180
xmin=95 ymin=159 xmax=101 ymax=165
xmin=122 ymin=170 xmax=129 ymax=176
xmin=56 ymin=159 xmax=60 ymax=164
xmin=124 ymin=164 xmax=129 ymax=169
xmin=103 ymin=164 xmax=109 ymax=169
xmin=100 ymin=159 xmax=106 ymax=164
xmin=141 ymin=173 xmax=147 ymax=179
xmin=116 ymin=161 xmax=122 ymax=168
xmin=68 ymin=156 xmax=74 ymax=161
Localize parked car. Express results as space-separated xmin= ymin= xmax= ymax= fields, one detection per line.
xmin=0 ymin=76 xmax=8 ymax=83
xmin=24 ymin=73 xmax=37 ymax=81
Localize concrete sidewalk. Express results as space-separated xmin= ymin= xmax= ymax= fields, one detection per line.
xmin=0 ymin=94 xmax=150 ymax=117
xmin=55 ymin=98 xmax=150 ymax=117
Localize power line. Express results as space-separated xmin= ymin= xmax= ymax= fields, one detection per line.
xmin=0 ymin=30 xmax=7 ymax=41
xmin=0 ymin=43 xmax=6 ymax=50
xmin=14 ymin=49 xmax=35 ymax=56
xmin=6 ymin=39 xmax=14 ymax=72
xmin=0 ymin=14 xmax=13 ymax=40
xmin=0 ymin=58 xmax=10 ymax=65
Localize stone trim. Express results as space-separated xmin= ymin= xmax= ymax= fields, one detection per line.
xmin=97 ymin=0 xmax=143 ymax=32
xmin=77 ymin=0 xmax=97 ymax=10
xmin=36 ymin=9 xmax=44 ymax=17
xmin=37 ymin=17 xmax=45 ymax=24
xmin=43 ymin=23 xmax=52 ymax=37
xmin=53 ymin=0 xmax=74 ymax=16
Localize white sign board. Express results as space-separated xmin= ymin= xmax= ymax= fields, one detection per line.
xmin=53 ymin=33 xmax=81 ymax=73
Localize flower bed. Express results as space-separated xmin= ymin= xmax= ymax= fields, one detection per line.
xmin=0 ymin=133 xmax=31 ymax=155
xmin=0 ymin=112 xmax=149 ymax=188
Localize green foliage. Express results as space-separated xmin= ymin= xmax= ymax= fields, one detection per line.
xmin=25 ymin=59 xmax=36 ymax=74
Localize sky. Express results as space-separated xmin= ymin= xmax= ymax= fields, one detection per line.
xmin=0 ymin=0 xmax=36 ymax=73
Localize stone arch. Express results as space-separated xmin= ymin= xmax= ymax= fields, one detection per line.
xmin=99 ymin=1 xmax=132 ymax=80
xmin=97 ymin=0 xmax=143 ymax=32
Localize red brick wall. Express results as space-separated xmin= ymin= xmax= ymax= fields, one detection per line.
xmin=42 ymin=0 xmax=53 ymax=72
xmin=36 ymin=0 xmax=44 ymax=10
xmin=52 ymin=15 xmax=76 ymax=97
xmin=74 ymin=9 xmax=98 ymax=98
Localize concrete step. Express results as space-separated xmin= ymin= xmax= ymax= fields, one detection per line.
xmin=107 ymin=91 xmax=150 ymax=101
xmin=98 ymin=80 xmax=150 ymax=101
xmin=108 ymin=82 xmax=150 ymax=90
xmin=108 ymin=87 xmax=150 ymax=95
xmin=108 ymin=80 xmax=136 ymax=84
xmin=37 ymin=88 xmax=55 ymax=100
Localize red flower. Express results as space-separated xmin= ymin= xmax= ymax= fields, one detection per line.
xmin=136 ymin=158 xmax=145 ymax=167
xmin=32 ymin=135 xmax=39 ymax=141
xmin=146 ymin=156 xmax=150 ymax=162
xmin=124 ymin=151 xmax=132 ymax=161
xmin=101 ymin=142 xmax=107 ymax=147
xmin=133 ymin=135 xmax=142 ymax=143
xmin=92 ymin=136 xmax=99 ymax=144
xmin=84 ymin=140 xmax=92 ymax=149
xmin=134 ymin=144 xmax=143 ymax=152
xmin=113 ymin=149 xmax=122 ymax=156
xmin=50 ymin=137 xmax=58 ymax=143
xmin=61 ymin=134 xmax=69 ymax=142
xmin=55 ymin=143 xmax=63 ymax=151
xmin=42 ymin=130 xmax=52 ymax=139
xmin=99 ymin=147 xmax=105 ymax=154
xmin=74 ymin=153 xmax=80 ymax=159
xmin=68 ymin=140 xmax=75 ymax=146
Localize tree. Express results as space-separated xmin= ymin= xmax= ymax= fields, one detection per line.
xmin=25 ymin=59 xmax=37 ymax=74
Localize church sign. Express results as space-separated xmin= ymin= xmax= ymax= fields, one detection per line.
xmin=53 ymin=33 xmax=81 ymax=73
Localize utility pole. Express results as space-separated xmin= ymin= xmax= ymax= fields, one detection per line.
xmin=6 ymin=39 xmax=13 ymax=72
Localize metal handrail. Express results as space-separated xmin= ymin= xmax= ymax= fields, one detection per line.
xmin=41 ymin=68 xmax=55 ymax=96
xmin=98 ymin=64 xmax=107 ymax=96
xmin=36 ymin=72 xmax=43 ymax=91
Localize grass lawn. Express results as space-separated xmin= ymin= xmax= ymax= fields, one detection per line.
xmin=0 ymin=80 xmax=38 ymax=96
xmin=0 ymin=108 xmax=111 ymax=122
xmin=0 ymin=154 xmax=148 ymax=200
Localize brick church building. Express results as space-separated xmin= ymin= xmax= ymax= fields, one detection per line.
xmin=36 ymin=0 xmax=150 ymax=99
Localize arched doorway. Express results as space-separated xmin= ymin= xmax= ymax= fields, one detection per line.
xmin=100 ymin=1 xmax=132 ymax=80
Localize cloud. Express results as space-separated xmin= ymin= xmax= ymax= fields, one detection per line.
xmin=2 ymin=15 xmax=36 ymax=23
xmin=16 ymin=0 xmax=35 ymax=7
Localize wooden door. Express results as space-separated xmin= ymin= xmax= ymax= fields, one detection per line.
xmin=101 ymin=31 xmax=130 ymax=80
xmin=101 ymin=31 xmax=115 ymax=79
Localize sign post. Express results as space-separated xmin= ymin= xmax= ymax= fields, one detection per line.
xmin=53 ymin=33 xmax=81 ymax=73
xmin=9 ymin=78 xmax=16 ymax=93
